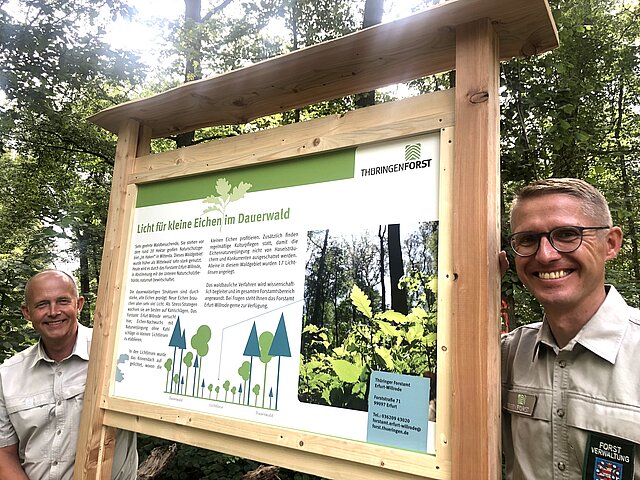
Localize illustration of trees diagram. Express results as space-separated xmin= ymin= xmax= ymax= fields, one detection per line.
xmin=162 ymin=313 xmax=291 ymax=411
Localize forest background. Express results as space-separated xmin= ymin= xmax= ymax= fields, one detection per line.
xmin=1 ymin=0 xmax=639 ymax=478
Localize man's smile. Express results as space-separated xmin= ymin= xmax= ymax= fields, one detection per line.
xmin=44 ymin=318 xmax=67 ymax=326
xmin=536 ymin=269 xmax=572 ymax=280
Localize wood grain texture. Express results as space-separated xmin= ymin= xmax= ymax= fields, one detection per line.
xmin=88 ymin=0 xmax=557 ymax=138
xmin=435 ymin=126 xmax=455 ymax=463
xmin=130 ymin=90 xmax=455 ymax=184
xmin=450 ymin=19 xmax=502 ymax=480
xmin=75 ymin=120 xmax=146 ymax=479
xmin=102 ymin=403 xmax=450 ymax=480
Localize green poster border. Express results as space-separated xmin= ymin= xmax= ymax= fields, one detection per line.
xmin=136 ymin=148 xmax=356 ymax=207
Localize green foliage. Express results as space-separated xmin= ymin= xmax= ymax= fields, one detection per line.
xmin=258 ymin=331 xmax=274 ymax=364
xmin=0 ymin=0 xmax=145 ymax=326
xmin=238 ymin=361 xmax=251 ymax=381
xmin=500 ymin=0 xmax=640 ymax=322
xmin=350 ymin=285 xmax=372 ymax=319
xmin=190 ymin=325 xmax=212 ymax=356
xmin=299 ymin=280 xmax=437 ymax=411
xmin=183 ymin=351 xmax=194 ymax=368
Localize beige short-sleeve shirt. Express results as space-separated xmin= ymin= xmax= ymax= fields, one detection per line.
xmin=502 ymin=286 xmax=640 ymax=479
xmin=0 ymin=324 xmax=137 ymax=480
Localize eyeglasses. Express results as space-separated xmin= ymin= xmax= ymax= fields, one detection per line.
xmin=509 ymin=225 xmax=610 ymax=257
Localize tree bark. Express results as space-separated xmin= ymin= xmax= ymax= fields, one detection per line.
xmin=137 ymin=443 xmax=177 ymax=480
xmin=355 ymin=0 xmax=384 ymax=108
xmin=176 ymin=0 xmax=203 ymax=148
xmin=614 ymin=77 xmax=640 ymax=281
xmin=378 ymin=225 xmax=386 ymax=310
xmin=387 ymin=224 xmax=407 ymax=314
xmin=310 ymin=229 xmax=329 ymax=327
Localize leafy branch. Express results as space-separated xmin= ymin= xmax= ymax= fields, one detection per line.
xmin=202 ymin=178 xmax=252 ymax=220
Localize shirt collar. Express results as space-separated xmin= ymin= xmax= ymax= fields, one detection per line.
xmin=32 ymin=323 xmax=92 ymax=366
xmin=533 ymin=320 xmax=556 ymax=360
xmin=534 ymin=285 xmax=629 ymax=364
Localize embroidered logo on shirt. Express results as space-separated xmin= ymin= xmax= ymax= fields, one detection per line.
xmin=504 ymin=391 xmax=537 ymax=416
xmin=594 ymin=458 xmax=622 ymax=479
xmin=584 ymin=432 xmax=634 ymax=480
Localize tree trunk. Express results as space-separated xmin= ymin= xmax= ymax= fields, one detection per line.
xmin=310 ymin=229 xmax=329 ymax=327
xmin=76 ymin=228 xmax=91 ymax=324
xmin=176 ymin=0 xmax=204 ymax=148
xmin=614 ymin=77 xmax=640 ymax=281
xmin=137 ymin=443 xmax=177 ymax=480
xmin=388 ymin=224 xmax=408 ymax=314
xmin=355 ymin=0 xmax=384 ymax=108
xmin=378 ymin=225 xmax=386 ymax=311
xmin=242 ymin=465 xmax=280 ymax=480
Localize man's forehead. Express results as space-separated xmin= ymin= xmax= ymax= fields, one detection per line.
xmin=511 ymin=194 xmax=587 ymax=228
xmin=26 ymin=272 xmax=76 ymax=301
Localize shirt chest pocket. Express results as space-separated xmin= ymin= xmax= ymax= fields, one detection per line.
xmin=566 ymin=395 xmax=640 ymax=444
xmin=5 ymin=391 xmax=55 ymax=448
xmin=5 ymin=384 xmax=85 ymax=446
xmin=61 ymin=383 xmax=85 ymax=425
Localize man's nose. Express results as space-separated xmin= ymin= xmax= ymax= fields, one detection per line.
xmin=47 ymin=303 xmax=61 ymax=316
xmin=535 ymin=235 xmax=561 ymax=261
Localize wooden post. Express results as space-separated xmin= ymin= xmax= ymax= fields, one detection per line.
xmin=75 ymin=119 xmax=145 ymax=479
xmin=451 ymin=18 xmax=502 ymax=480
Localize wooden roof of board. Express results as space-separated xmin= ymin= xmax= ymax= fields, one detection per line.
xmin=89 ymin=0 xmax=558 ymax=138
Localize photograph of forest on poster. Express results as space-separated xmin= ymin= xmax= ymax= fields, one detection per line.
xmin=298 ymin=221 xmax=439 ymax=412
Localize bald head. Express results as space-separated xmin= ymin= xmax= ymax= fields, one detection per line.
xmin=24 ymin=270 xmax=78 ymax=305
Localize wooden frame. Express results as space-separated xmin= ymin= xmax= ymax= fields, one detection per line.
xmin=94 ymin=91 xmax=456 ymax=480
xmin=76 ymin=1 xmax=558 ymax=479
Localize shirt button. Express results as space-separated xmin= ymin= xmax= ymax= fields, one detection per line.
xmin=53 ymin=461 xmax=58 ymax=466
xmin=57 ymin=371 xmax=62 ymax=376
xmin=557 ymin=408 xmax=565 ymax=418
xmin=558 ymin=360 xmax=567 ymax=368
xmin=57 ymin=400 xmax=62 ymax=406
xmin=558 ymin=462 xmax=566 ymax=471
xmin=57 ymin=430 xmax=62 ymax=435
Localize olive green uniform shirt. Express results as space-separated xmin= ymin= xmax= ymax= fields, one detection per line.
xmin=0 ymin=324 xmax=137 ymax=480
xmin=502 ymin=286 xmax=640 ymax=479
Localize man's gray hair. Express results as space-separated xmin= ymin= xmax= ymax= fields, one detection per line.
xmin=510 ymin=178 xmax=612 ymax=227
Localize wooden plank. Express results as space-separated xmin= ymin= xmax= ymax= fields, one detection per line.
xmin=88 ymin=0 xmax=557 ymax=137
xmin=450 ymin=19 xmax=502 ymax=480
xmin=102 ymin=407 xmax=450 ymax=480
xmin=75 ymin=120 xmax=144 ymax=479
xmin=130 ymin=90 xmax=456 ymax=184
xmin=435 ymin=125 xmax=454 ymax=462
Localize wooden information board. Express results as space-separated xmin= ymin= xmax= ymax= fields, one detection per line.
xmin=76 ymin=1 xmax=558 ymax=479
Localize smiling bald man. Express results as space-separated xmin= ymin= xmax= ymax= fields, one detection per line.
xmin=0 ymin=270 xmax=137 ymax=479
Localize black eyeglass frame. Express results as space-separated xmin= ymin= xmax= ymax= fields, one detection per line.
xmin=508 ymin=225 xmax=611 ymax=257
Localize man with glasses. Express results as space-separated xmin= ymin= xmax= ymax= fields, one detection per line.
xmin=501 ymin=178 xmax=640 ymax=479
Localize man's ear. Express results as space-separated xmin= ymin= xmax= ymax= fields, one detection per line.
xmin=605 ymin=226 xmax=623 ymax=261
xmin=21 ymin=304 xmax=31 ymax=321
xmin=77 ymin=296 xmax=85 ymax=313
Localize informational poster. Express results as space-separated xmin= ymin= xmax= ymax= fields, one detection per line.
xmin=113 ymin=133 xmax=440 ymax=453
